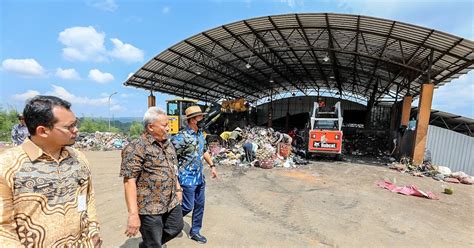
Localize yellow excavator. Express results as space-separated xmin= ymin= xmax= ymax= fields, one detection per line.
xmin=166 ymin=98 xmax=250 ymax=135
xmin=166 ymin=98 xmax=199 ymax=134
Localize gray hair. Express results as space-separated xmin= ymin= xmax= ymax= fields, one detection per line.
xmin=143 ymin=107 xmax=167 ymax=128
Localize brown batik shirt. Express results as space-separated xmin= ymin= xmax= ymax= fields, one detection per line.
xmin=120 ymin=133 xmax=179 ymax=215
xmin=0 ymin=139 xmax=100 ymax=247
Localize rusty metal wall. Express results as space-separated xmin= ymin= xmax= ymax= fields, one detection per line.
xmin=369 ymin=105 xmax=392 ymax=130
xmin=426 ymin=125 xmax=474 ymax=175
xmin=256 ymin=96 xmax=366 ymax=125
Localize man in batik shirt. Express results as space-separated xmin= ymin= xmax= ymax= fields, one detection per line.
xmin=172 ymin=106 xmax=218 ymax=244
xmin=121 ymin=107 xmax=183 ymax=248
xmin=0 ymin=95 xmax=101 ymax=247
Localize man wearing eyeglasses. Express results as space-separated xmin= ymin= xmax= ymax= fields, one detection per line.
xmin=11 ymin=113 xmax=29 ymax=146
xmin=0 ymin=95 xmax=102 ymax=247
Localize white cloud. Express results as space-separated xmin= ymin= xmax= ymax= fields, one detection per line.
xmin=58 ymin=26 xmax=144 ymax=63
xmin=12 ymin=90 xmax=40 ymax=101
xmin=90 ymin=0 xmax=118 ymax=12
xmin=11 ymin=86 xmax=128 ymax=116
xmin=119 ymin=93 xmax=134 ymax=98
xmin=108 ymin=38 xmax=144 ymax=63
xmin=46 ymin=85 xmax=110 ymax=106
xmin=58 ymin=26 xmax=107 ymax=62
xmin=88 ymin=69 xmax=114 ymax=84
xmin=431 ymin=72 xmax=474 ymax=118
xmin=2 ymin=58 xmax=45 ymax=77
xmin=110 ymin=104 xmax=126 ymax=112
xmin=162 ymin=6 xmax=170 ymax=14
xmin=335 ymin=0 xmax=408 ymax=17
xmin=125 ymin=16 xmax=143 ymax=23
xmin=280 ymin=0 xmax=296 ymax=8
xmin=334 ymin=0 xmax=473 ymax=39
xmin=56 ymin=68 xmax=81 ymax=80
xmin=127 ymin=72 xmax=134 ymax=79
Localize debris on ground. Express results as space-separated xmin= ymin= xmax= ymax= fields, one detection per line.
xmin=444 ymin=187 xmax=454 ymax=195
xmin=0 ymin=141 xmax=12 ymax=148
xmin=376 ymin=180 xmax=439 ymax=200
xmin=210 ymin=126 xmax=309 ymax=169
xmin=343 ymin=131 xmax=390 ymax=157
xmin=74 ymin=131 xmax=129 ymax=151
xmin=387 ymin=157 xmax=474 ymax=185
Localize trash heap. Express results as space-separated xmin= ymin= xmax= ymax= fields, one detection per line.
xmin=0 ymin=141 xmax=13 ymax=148
xmin=210 ymin=126 xmax=309 ymax=169
xmin=343 ymin=131 xmax=390 ymax=157
xmin=74 ymin=131 xmax=128 ymax=151
xmin=388 ymin=157 xmax=474 ymax=185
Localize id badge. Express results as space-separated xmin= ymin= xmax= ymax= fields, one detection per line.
xmin=77 ymin=194 xmax=87 ymax=212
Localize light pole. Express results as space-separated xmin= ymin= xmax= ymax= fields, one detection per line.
xmin=108 ymin=92 xmax=118 ymax=132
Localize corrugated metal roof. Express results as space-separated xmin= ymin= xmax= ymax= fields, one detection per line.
xmin=411 ymin=107 xmax=474 ymax=136
xmin=124 ymin=13 xmax=473 ymax=103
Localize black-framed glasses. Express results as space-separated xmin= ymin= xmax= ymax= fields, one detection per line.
xmin=53 ymin=120 xmax=79 ymax=132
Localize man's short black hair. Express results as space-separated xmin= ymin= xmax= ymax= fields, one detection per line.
xmin=23 ymin=95 xmax=71 ymax=135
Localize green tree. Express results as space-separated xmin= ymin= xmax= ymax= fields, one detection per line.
xmin=129 ymin=121 xmax=144 ymax=138
xmin=0 ymin=108 xmax=20 ymax=142
xmin=78 ymin=118 xmax=109 ymax=133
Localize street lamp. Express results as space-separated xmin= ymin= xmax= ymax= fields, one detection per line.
xmin=108 ymin=92 xmax=118 ymax=132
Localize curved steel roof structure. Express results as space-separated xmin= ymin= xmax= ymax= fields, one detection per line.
xmin=124 ymin=13 xmax=473 ymax=103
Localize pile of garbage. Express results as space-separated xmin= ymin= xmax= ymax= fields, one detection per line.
xmin=0 ymin=142 xmax=12 ymax=148
xmin=388 ymin=157 xmax=474 ymax=185
xmin=343 ymin=131 xmax=390 ymax=157
xmin=74 ymin=131 xmax=129 ymax=151
xmin=209 ymin=126 xmax=309 ymax=169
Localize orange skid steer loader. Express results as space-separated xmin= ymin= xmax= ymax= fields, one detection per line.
xmin=307 ymin=101 xmax=343 ymax=160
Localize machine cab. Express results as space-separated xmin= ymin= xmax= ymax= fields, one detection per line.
xmin=166 ymin=99 xmax=198 ymax=134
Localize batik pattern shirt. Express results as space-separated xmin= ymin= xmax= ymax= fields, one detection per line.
xmin=171 ymin=126 xmax=206 ymax=186
xmin=11 ymin=124 xmax=29 ymax=146
xmin=120 ymin=133 xmax=179 ymax=215
xmin=0 ymin=139 xmax=100 ymax=247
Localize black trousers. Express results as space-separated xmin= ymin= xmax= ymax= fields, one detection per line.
xmin=139 ymin=204 xmax=184 ymax=248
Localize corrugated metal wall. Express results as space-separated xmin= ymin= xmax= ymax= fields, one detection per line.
xmin=426 ymin=125 xmax=474 ymax=175
xmin=256 ymin=96 xmax=392 ymax=129
xmin=256 ymin=96 xmax=366 ymax=125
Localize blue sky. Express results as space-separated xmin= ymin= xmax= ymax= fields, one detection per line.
xmin=1 ymin=0 xmax=473 ymax=118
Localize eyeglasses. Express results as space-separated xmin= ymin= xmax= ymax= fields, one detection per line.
xmin=53 ymin=120 xmax=79 ymax=132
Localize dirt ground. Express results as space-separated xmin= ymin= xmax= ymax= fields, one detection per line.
xmin=0 ymin=147 xmax=472 ymax=247
xmin=77 ymin=150 xmax=473 ymax=248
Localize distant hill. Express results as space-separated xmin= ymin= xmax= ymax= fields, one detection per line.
xmin=84 ymin=117 xmax=142 ymax=123
xmin=114 ymin=117 xmax=142 ymax=123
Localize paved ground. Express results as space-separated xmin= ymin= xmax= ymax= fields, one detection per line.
xmin=82 ymin=150 xmax=474 ymax=248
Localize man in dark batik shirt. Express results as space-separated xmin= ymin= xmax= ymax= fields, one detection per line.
xmin=120 ymin=107 xmax=183 ymax=248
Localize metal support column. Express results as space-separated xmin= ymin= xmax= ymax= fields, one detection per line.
xmin=400 ymin=95 xmax=413 ymax=127
xmin=148 ymin=91 xmax=156 ymax=108
xmin=268 ymin=89 xmax=273 ymax=127
xmin=412 ymin=83 xmax=434 ymax=165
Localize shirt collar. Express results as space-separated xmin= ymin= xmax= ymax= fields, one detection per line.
xmin=143 ymin=132 xmax=170 ymax=148
xmin=185 ymin=125 xmax=201 ymax=135
xmin=21 ymin=138 xmax=70 ymax=162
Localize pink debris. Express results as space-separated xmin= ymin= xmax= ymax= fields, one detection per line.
xmin=376 ymin=181 xmax=439 ymax=200
xmin=460 ymin=177 xmax=474 ymax=185
xmin=444 ymin=178 xmax=460 ymax=184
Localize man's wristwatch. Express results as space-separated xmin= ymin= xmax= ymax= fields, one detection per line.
xmin=210 ymin=164 xmax=216 ymax=168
